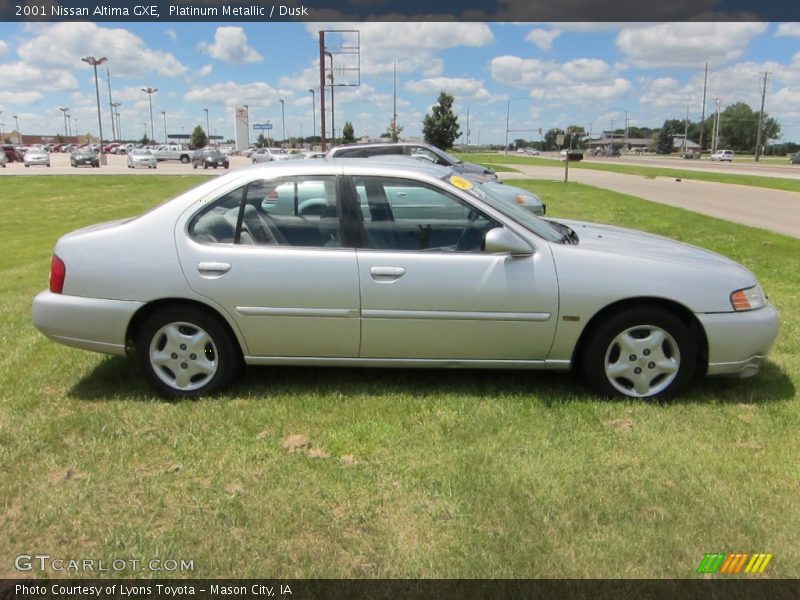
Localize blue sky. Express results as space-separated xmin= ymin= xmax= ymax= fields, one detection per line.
xmin=1 ymin=21 xmax=799 ymax=144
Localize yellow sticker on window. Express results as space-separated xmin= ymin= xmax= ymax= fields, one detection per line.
xmin=449 ymin=175 xmax=473 ymax=190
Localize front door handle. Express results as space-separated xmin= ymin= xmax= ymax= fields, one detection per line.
xmin=369 ymin=266 xmax=406 ymax=282
xmin=197 ymin=261 xmax=231 ymax=277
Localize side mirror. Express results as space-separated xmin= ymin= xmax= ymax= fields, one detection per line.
xmin=484 ymin=227 xmax=532 ymax=256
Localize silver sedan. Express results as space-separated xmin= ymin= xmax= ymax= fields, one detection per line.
xmin=32 ymin=160 xmax=779 ymax=399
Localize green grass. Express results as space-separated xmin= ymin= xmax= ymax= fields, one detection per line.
xmin=1 ymin=176 xmax=798 ymax=579
xmin=456 ymin=153 xmax=800 ymax=193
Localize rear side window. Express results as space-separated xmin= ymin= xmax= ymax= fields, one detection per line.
xmin=189 ymin=176 xmax=341 ymax=248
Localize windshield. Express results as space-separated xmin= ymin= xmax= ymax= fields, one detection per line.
xmin=465 ymin=179 xmax=563 ymax=243
xmin=434 ymin=147 xmax=462 ymax=165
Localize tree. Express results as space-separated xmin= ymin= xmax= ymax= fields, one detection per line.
xmin=717 ymin=102 xmax=781 ymax=152
xmin=383 ymin=121 xmax=403 ymax=142
xmin=256 ymin=133 xmax=268 ymax=148
xmin=139 ymin=133 xmax=150 ymax=146
xmin=422 ymin=91 xmax=460 ymax=150
xmin=190 ymin=125 xmax=208 ymax=149
xmin=656 ymin=124 xmax=674 ymax=154
xmin=341 ymin=121 xmax=356 ymax=144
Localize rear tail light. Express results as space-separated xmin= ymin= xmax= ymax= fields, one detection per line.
xmin=50 ymin=254 xmax=66 ymax=294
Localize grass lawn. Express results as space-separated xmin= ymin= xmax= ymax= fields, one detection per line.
xmin=1 ymin=176 xmax=798 ymax=579
xmin=456 ymin=153 xmax=800 ymax=193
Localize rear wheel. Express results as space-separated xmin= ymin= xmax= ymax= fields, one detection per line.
xmin=180 ymin=155 xmax=190 ymax=164
xmin=582 ymin=308 xmax=696 ymax=399
xmin=136 ymin=307 xmax=241 ymax=398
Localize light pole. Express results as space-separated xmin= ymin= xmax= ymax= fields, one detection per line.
xmin=13 ymin=115 xmax=20 ymax=143
xmin=504 ymin=97 xmax=525 ymax=155
xmin=73 ymin=118 xmax=79 ymax=141
xmin=279 ymin=99 xmax=285 ymax=147
xmin=308 ymin=89 xmax=316 ymax=147
xmin=81 ymin=56 xmax=107 ymax=162
xmin=161 ymin=111 xmax=167 ymax=144
xmin=141 ymin=87 xmax=157 ymax=144
xmin=204 ymin=108 xmax=210 ymax=145
xmin=111 ymin=102 xmax=122 ymax=140
xmin=59 ymin=107 xmax=70 ymax=138
xmin=106 ymin=64 xmax=116 ymax=141
xmin=325 ymin=51 xmax=335 ymax=147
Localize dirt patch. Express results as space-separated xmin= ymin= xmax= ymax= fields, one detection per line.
xmin=282 ymin=434 xmax=311 ymax=453
xmin=307 ymin=448 xmax=330 ymax=459
xmin=340 ymin=454 xmax=358 ymax=466
xmin=50 ymin=467 xmax=90 ymax=483
xmin=605 ymin=418 xmax=635 ymax=433
xmin=166 ymin=463 xmax=182 ymax=474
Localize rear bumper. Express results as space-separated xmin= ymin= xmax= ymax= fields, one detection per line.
xmin=698 ymin=304 xmax=779 ymax=378
xmin=32 ymin=291 xmax=143 ymax=356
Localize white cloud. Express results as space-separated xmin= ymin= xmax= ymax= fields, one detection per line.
xmin=198 ymin=64 xmax=213 ymax=77
xmin=0 ymin=62 xmax=77 ymax=91
xmin=165 ymin=28 xmax=178 ymax=42
xmin=198 ymin=27 xmax=262 ymax=63
xmin=616 ymin=23 xmax=769 ymax=69
xmin=16 ymin=23 xmax=187 ymax=78
xmin=0 ymin=90 xmax=43 ymax=105
xmin=405 ymin=77 xmax=503 ymax=104
xmin=525 ymin=28 xmax=561 ymax=51
xmin=491 ymin=55 xmax=630 ymax=106
xmin=184 ymin=81 xmax=279 ymax=109
xmin=775 ymin=23 xmax=800 ymax=37
xmin=0 ymin=39 xmax=7 ymax=61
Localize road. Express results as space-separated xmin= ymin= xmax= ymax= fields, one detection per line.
xmin=501 ymin=163 xmax=800 ymax=239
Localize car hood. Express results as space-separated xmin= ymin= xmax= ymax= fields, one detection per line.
xmin=555 ymin=218 xmax=755 ymax=280
xmin=457 ymin=160 xmax=496 ymax=176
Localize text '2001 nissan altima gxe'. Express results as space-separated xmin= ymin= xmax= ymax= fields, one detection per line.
xmin=32 ymin=159 xmax=779 ymax=399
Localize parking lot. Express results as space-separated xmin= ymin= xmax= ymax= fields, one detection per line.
xmin=0 ymin=151 xmax=252 ymax=175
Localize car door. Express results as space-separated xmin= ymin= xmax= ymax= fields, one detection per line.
xmin=175 ymin=174 xmax=361 ymax=359
xmin=348 ymin=175 xmax=559 ymax=361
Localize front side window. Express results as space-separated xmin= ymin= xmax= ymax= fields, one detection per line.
xmin=189 ymin=176 xmax=340 ymax=247
xmin=352 ymin=176 xmax=499 ymax=252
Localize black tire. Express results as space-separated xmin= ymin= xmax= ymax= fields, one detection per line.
xmin=203 ymin=163 xmax=208 ymax=169
xmin=193 ymin=163 xmax=197 ymax=169
xmin=135 ymin=306 xmax=241 ymax=398
xmin=180 ymin=155 xmax=190 ymax=164
xmin=581 ymin=308 xmax=696 ymax=399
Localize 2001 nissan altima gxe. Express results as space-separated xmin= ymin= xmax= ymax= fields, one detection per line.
xmin=32 ymin=159 xmax=779 ymax=399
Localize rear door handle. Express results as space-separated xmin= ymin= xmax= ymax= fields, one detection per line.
xmin=369 ymin=266 xmax=406 ymax=282
xmin=197 ymin=261 xmax=231 ymax=277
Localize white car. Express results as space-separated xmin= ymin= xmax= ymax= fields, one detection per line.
xmin=252 ymin=148 xmax=290 ymax=163
xmin=127 ymin=149 xmax=157 ymax=169
xmin=32 ymin=159 xmax=778 ymax=400
xmin=711 ymin=150 xmax=734 ymax=162
xmin=23 ymin=148 xmax=51 ymax=167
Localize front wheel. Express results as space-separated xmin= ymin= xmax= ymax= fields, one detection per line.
xmin=135 ymin=307 xmax=241 ymax=398
xmin=582 ymin=308 xmax=696 ymax=399
xmin=180 ymin=155 xmax=190 ymax=164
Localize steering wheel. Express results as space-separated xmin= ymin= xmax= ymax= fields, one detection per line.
xmin=455 ymin=209 xmax=481 ymax=252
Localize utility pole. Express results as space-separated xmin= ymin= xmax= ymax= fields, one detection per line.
xmin=392 ymin=59 xmax=397 ymax=141
xmin=624 ymin=110 xmax=629 ymax=151
xmin=319 ymin=31 xmax=327 ymax=151
xmin=466 ymin=107 xmax=470 ymax=148
xmin=106 ymin=64 xmax=116 ymax=140
xmin=711 ymin=98 xmax=721 ymax=154
xmin=754 ymin=71 xmax=770 ymax=162
xmin=698 ymin=61 xmax=708 ymax=157
xmin=682 ymin=105 xmax=689 ymax=155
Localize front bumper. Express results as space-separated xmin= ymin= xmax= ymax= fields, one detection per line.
xmin=32 ymin=291 xmax=143 ymax=356
xmin=698 ymin=304 xmax=779 ymax=378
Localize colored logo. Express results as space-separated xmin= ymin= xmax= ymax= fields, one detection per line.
xmin=696 ymin=552 xmax=773 ymax=574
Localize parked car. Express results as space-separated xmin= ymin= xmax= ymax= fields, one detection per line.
xmin=251 ymin=147 xmax=289 ymax=163
xmin=789 ymin=152 xmax=800 ymax=165
xmin=126 ymin=149 xmax=157 ymax=169
xmin=70 ymin=148 xmax=100 ymax=168
xmin=23 ymin=148 xmax=50 ymax=167
xmin=2 ymin=144 xmax=24 ymax=162
xmin=327 ymin=141 xmax=498 ymax=181
xmin=32 ymin=159 xmax=778 ymax=400
xmin=152 ymin=144 xmax=193 ymax=163
xmin=711 ymin=150 xmax=734 ymax=162
xmin=193 ymin=149 xmax=230 ymax=169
